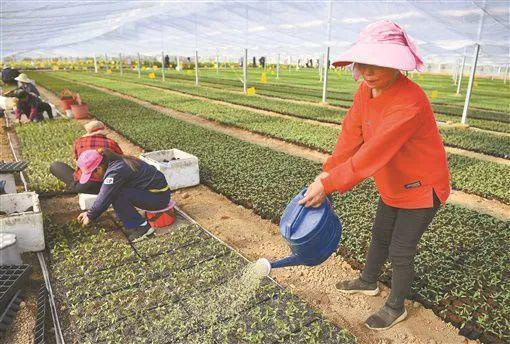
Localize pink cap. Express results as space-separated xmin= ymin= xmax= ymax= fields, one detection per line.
xmin=332 ymin=20 xmax=425 ymax=80
xmin=77 ymin=149 xmax=103 ymax=184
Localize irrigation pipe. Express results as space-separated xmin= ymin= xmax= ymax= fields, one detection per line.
xmin=5 ymin=112 xmax=66 ymax=344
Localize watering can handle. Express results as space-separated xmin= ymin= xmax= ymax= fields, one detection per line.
xmin=284 ymin=188 xmax=308 ymax=238
xmin=284 ymin=188 xmax=333 ymax=238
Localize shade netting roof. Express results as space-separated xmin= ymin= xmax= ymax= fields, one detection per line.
xmin=2 ymin=0 xmax=509 ymax=64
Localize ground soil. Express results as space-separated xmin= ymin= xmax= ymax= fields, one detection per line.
xmin=41 ymin=82 xmax=510 ymax=220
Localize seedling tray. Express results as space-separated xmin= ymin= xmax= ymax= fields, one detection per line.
xmin=0 ymin=265 xmax=32 ymax=314
xmin=0 ymin=161 xmax=28 ymax=173
xmin=47 ymin=216 xmax=354 ymax=343
xmin=0 ymin=290 xmax=22 ymax=333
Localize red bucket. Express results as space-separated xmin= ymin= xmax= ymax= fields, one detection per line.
xmin=60 ymin=98 xmax=74 ymax=110
xmin=146 ymin=207 xmax=175 ymax=228
xmin=71 ymin=103 xmax=90 ymax=119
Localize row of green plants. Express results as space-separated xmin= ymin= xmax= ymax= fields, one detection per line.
xmin=143 ymin=69 xmax=510 ymax=122
xmin=43 ymin=72 xmax=510 ymax=204
xmin=92 ymin=69 xmax=510 ymax=133
xmin=46 ymin=219 xmax=354 ymax=343
xmin=15 ymin=120 xmax=83 ymax=193
xmin=57 ymin=71 xmax=510 ymax=159
xmin=97 ymin=71 xmax=510 ymax=133
xmin=35 ymin=72 xmax=510 ymax=342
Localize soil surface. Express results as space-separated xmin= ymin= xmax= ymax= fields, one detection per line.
xmin=41 ymin=82 xmax=510 ymax=220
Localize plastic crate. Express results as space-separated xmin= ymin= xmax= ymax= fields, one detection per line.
xmin=139 ymin=149 xmax=199 ymax=190
xmin=0 ymin=192 xmax=44 ymax=252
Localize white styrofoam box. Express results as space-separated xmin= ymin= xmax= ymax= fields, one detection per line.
xmin=0 ymin=173 xmax=17 ymax=194
xmin=0 ymin=192 xmax=44 ymax=252
xmin=139 ymin=149 xmax=199 ymax=190
xmin=79 ymin=193 xmax=98 ymax=210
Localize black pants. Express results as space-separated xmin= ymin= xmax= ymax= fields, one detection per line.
xmin=18 ymin=101 xmax=53 ymax=121
xmin=361 ymin=193 xmax=441 ymax=310
xmin=50 ymin=162 xmax=101 ymax=194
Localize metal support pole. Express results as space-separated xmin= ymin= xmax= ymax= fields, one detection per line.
xmin=216 ymin=52 xmax=220 ymax=75
xmin=137 ymin=53 xmax=141 ymax=78
xmin=93 ymin=55 xmax=98 ymax=73
xmin=276 ymin=53 xmax=280 ymax=79
xmin=289 ymin=56 xmax=292 ymax=73
xmin=322 ymin=0 xmax=333 ymax=103
xmin=461 ymin=44 xmax=480 ymax=125
xmin=177 ymin=56 xmax=181 ymax=71
xmin=456 ymin=54 xmax=466 ymax=95
xmin=104 ymin=53 xmax=108 ymax=71
xmin=195 ymin=50 xmax=199 ymax=86
xmin=119 ymin=53 xmax=123 ymax=76
xmin=319 ymin=54 xmax=323 ymax=82
xmin=243 ymin=48 xmax=248 ymax=93
xmin=504 ymin=64 xmax=509 ymax=84
xmin=322 ymin=47 xmax=330 ymax=103
xmin=161 ymin=51 xmax=165 ymax=81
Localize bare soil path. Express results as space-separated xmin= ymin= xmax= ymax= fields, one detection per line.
xmin=37 ymin=89 xmax=467 ymax=344
xmin=41 ymin=82 xmax=510 ymax=220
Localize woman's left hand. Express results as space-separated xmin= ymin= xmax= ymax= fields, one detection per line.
xmin=77 ymin=212 xmax=90 ymax=226
xmin=299 ymin=179 xmax=327 ymax=208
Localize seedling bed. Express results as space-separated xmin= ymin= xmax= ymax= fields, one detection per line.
xmin=46 ymin=215 xmax=354 ymax=343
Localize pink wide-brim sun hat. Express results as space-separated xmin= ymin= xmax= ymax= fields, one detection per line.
xmin=77 ymin=149 xmax=103 ymax=184
xmin=332 ymin=20 xmax=425 ymax=80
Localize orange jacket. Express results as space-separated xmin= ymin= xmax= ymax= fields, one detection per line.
xmin=321 ymin=73 xmax=450 ymax=209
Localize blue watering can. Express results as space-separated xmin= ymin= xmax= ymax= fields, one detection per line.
xmin=255 ymin=188 xmax=342 ymax=276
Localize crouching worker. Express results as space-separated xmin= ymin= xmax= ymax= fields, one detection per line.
xmin=76 ymin=148 xmax=172 ymax=242
xmin=14 ymin=90 xmax=53 ymax=122
xmin=50 ymin=120 xmax=123 ymax=194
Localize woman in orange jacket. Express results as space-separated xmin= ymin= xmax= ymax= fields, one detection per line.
xmin=300 ymin=20 xmax=450 ymax=330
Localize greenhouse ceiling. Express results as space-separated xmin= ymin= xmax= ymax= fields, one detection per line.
xmin=1 ymin=0 xmax=509 ymax=64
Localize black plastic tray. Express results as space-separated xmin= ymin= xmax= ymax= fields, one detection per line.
xmin=0 ymin=290 xmax=22 ymax=332
xmin=0 ymin=265 xmax=32 ymax=315
xmin=0 ymin=161 xmax=28 ymax=173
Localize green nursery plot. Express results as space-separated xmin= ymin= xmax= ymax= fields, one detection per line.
xmin=15 ymin=119 xmax=83 ymax=193
xmin=45 ymin=220 xmax=355 ymax=344
xmin=34 ymin=72 xmax=510 ymax=342
xmin=34 ymin=72 xmax=510 ymax=204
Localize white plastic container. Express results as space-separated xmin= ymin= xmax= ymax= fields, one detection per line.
xmin=0 ymin=233 xmax=22 ymax=265
xmin=139 ymin=149 xmax=199 ymax=190
xmin=0 ymin=173 xmax=17 ymax=194
xmin=0 ymin=192 xmax=44 ymax=252
xmin=79 ymin=193 xmax=98 ymax=210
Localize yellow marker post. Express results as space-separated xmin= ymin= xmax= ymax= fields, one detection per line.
xmin=260 ymin=72 xmax=268 ymax=84
xmin=246 ymin=87 xmax=256 ymax=96
xmin=419 ymin=75 xmax=424 ymax=80
xmin=107 ymin=69 xmax=113 ymax=75
xmin=148 ymin=72 xmax=156 ymax=79
xmin=431 ymin=90 xmax=438 ymax=99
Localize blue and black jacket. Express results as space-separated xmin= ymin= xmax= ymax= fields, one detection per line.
xmin=87 ymin=159 xmax=168 ymax=221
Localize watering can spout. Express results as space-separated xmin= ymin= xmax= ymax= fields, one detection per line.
xmin=270 ymin=254 xmax=302 ymax=269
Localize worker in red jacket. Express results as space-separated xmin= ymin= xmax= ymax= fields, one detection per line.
xmin=50 ymin=120 xmax=123 ymax=194
xmin=300 ymin=20 xmax=450 ymax=330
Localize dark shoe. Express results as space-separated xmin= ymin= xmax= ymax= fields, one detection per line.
xmin=124 ymin=224 xmax=155 ymax=243
xmin=365 ymin=305 xmax=407 ymax=331
xmin=336 ymin=277 xmax=379 ymax=296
